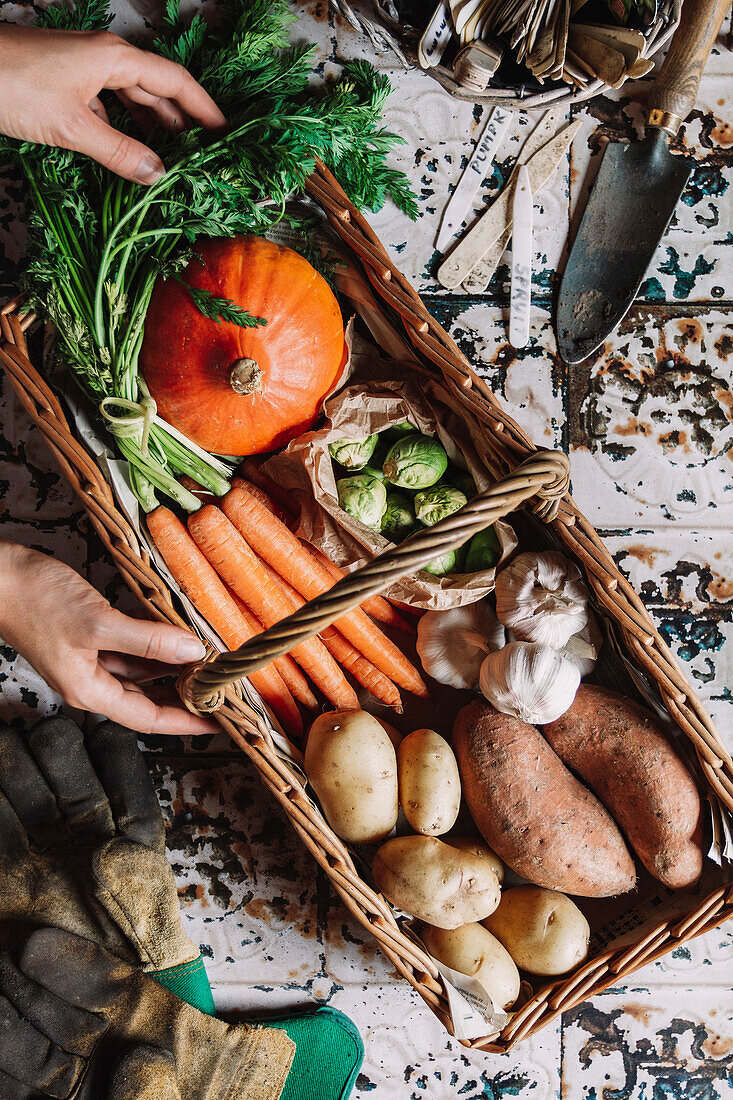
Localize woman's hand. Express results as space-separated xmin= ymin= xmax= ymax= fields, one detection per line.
xmin=0 ymin=541 xmax=218 ymax=736
xmin=0 ymin=24 xmax=226 ymax=184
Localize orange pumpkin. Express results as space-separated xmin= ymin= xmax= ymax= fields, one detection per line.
xmin=141 ymin=235 xmax=346 ymax=456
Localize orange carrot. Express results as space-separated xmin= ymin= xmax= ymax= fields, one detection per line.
xmin=390 ymin=600 xmax=424 ymax=619
xmin=231 ymin=477 xmax=290 ymax=525
xmin=145 ymin=507 xmax=302 ymax=737
xmin=267 ymin=567 xmax=402 ymax=711
xmin=179 ymin=475 xmax=217 ymax=505
xmin=187 ymin=506 xmax=359 ymax=710
xmin=238 ymin=458 xmax=297 ymax=518
xmin=320 ymin=627 xmax=403 ymax=710
xmin=229 ymin=589 xmax=318 ymax=711
xmin=222 ymin=488 xmax=428 ymax=698
xmin=233 ymin=476 xmax=411 ymax=633
xmin=305 ymin=542 xmax=415 ymax=633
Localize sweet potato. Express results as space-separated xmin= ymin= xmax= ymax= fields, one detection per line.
xmin=543 ymin=684 xmax=703 ymax=889
xmin=453 ymin=700 xmax=636 ymax=897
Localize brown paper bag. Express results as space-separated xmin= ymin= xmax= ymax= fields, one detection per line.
xmin=263 ymin=375 xmax=517 ymax=609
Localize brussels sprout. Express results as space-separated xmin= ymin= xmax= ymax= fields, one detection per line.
xmin=383 ymin=434 xmax=448 ymax=489
xmin=423 ymin=549 xmax=457 ymax=576
xmin=453 ymin=473 xmax=477 ymax=500
xmin=337 ymin=474 xmax=387 ymax=529
xmin=464 ymin=525 xmax=502 ymax=572
xmin=362 ymin=464 xmax=387 ymax=484
xmin=386 ymin=420 xmax=417 ymax=440
xmin=414 ymin=486 xmax=467 ymax=527
xmin=329 ymin=434 xmax=379 ymax=470
xmin=382 ymin=491 xmax=417 ymax=541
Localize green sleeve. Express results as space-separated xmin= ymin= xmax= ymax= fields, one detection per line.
xmin=149 ymin=953 xmax=216 ymax=1016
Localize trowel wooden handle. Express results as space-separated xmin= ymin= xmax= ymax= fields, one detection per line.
xmin=648 ymin=0 xmax=729 ymax=134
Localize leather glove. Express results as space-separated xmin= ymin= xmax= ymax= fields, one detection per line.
xmin=0 ymin=715 xmax=212 ymax=1011
xmin=108 ymin=1048 xmax=183 ymax=1099
xmin=0 ymin=928 xmax=294 ymax=1100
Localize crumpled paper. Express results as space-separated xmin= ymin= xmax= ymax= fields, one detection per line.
xmin=403 ymin=922 xmax=508 ymax=1041
xmin=262 ymin=371 xmax=517 ymax=609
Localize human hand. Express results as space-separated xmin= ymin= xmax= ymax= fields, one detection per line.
xmin=0 ymin=24 xmax=226 ymax=184
xmin=0 ymin=541 xmax=217 ymax=735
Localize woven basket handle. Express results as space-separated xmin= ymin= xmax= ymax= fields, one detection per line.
xmin=181 ymin=449 xmax=570 ymax=713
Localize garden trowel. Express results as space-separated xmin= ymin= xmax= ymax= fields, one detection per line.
xmin=556 ymin=0 xmax=729 ymax=364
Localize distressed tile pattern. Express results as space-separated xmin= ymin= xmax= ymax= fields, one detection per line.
xmin=0 ymin=0 xmax=732 ymax=1095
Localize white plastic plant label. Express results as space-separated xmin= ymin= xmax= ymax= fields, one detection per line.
xmin=404 ymin=922 xmax=507 ymax=1040
xmin=419 ymin=0 xmax=453 ymax=67
xmin=436 ymin=106 xmax=512 ymax=252
xmin=433 ymin=957 xmax=509 ymax=1040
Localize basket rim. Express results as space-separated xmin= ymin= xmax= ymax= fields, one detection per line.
xmin=2 ymin=160 xmax=731 ymax=1050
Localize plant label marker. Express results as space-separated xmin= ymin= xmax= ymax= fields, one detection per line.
xmin=509 ymin=165 xmax=533 ymax=349
xmin=460 ymin=106 xmax=561 ymax=293
xmin=436 ymin=105 xmax=513 ymax=253
xmin=437 ymin=117 xmax=580 ymax=290
xmin=419 ymin=1 xmax=454 ymax=67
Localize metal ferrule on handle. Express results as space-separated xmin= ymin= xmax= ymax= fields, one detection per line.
xmin=647 ymin=108 xmax=686 ymax=137
xmin=646 ymin=0 xmax=730 ymax=135
xmin=183 ymin=450 xmax=570 ymax=713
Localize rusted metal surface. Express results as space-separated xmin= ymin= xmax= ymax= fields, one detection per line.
xmin=556 ymin=130 xmax=693 ymax=363
xmin=0 ymin=0 xmax=731 ymax=1093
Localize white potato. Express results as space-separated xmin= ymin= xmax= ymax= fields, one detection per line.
xmin=421 ymin=923 xmax=520 ymax=1010
xmin=483 ymin=886 xmax=590 ymax=976
xmin=446 ymin=836 xmax=504 ymax=885
xmin=374 ymin=717 xmax=403 ymax=750
xmin=397 ymin=729 xmax=461 ymax=836
xmin=304 ymin=710 xmax=398 ymax=844
xmin=372 ymin=835 xmax=501 ymax=929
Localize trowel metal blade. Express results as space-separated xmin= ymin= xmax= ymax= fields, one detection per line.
xmin=556 ymin=130 xmax=691 ymax=364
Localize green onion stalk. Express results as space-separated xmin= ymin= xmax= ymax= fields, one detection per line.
xmin=22 ymin=151 xmax=251 ymax=512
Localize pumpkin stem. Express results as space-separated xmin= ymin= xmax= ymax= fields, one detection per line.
xmin=229 ymin=358 xmax=263 ymax=396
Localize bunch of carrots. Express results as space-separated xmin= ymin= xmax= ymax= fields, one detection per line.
xmin=147 ymin=463 xmax=427 ymax=739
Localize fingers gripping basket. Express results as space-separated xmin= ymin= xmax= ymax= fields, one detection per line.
xmin=2 ymin=160 xmax=732 ymax=1051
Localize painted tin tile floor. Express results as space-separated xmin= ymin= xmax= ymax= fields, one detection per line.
xmin=0 ymin=1 xmax=732 ymax=1095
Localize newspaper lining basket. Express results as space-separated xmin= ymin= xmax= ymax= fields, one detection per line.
xmin=2 ymin=159 xmax=732 ymax=1051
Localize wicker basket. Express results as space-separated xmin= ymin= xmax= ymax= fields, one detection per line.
xmin=333 ymin=0 xmax=681 ymax=109
xmin=2 ymin=160 xmax=732 ymax=1052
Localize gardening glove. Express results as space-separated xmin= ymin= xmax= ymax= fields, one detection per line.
xmin=0 ymin=928 xmax=294 ymax=1100
xmin=0 ymin=959 xmax=180 ymax=1100
xmin=108 ymin=1048 xmax=183 ymax=1099
xmin=0 ymin=714 xmax=213 ymax=1012
xmin=261 ymin=1008 xmax=364 ymax=1100
xmin=0 ymin=945 xmax=109 ymax=1099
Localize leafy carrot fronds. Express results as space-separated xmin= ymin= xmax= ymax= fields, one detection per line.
xmin=2 ymin=0 xmax=416 ymax=512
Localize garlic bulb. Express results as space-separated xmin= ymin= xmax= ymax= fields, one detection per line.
xmin=495 ymin=551 xmax=588 ymax=649
xmin=479 ymin=641 xmax=580 ymax=725
xmin=560 ymin=611 xmax=603 ymax=676
xmin=416 ymin=603 xmax=505 ymax=690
